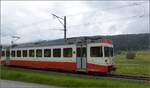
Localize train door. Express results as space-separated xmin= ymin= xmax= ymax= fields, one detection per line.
xmin=76 ymin=45 xmax=87 ymax=72
xmin=6 ymin=48 xmax=10 ymax=65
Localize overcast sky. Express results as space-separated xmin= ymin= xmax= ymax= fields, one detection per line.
xmin=1 ymin=1 xmax=149 ymax=45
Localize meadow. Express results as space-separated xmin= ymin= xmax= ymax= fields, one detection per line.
xmin=0 ymin=66 xmax=150 ymax=88
xmin=114 ymin=50 xmax=150 ymax=76
xmin=0 ymin=50 xmax=150 ymax=88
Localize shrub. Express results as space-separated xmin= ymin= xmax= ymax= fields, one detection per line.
xmin=116 ymin=51 xmax=122 ymax=55
xmin=126 ymin=52 xmax=136 ymax=59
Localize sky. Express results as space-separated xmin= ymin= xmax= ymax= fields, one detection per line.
xmin=1 ymin=0 xmax=149 ymax=45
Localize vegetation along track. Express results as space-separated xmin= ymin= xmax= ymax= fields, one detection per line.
xmin=2 ymin=66 xmax=150 ymax=82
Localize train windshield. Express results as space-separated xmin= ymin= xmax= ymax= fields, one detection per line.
xmin=104 ymin=47 xmax=113 ymax=57
xmin=90 ymin=46 xmax=103 ymax=57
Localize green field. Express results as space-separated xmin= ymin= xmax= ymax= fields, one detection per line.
xmin=114 ymin=50 xmax=150 ymax=76
xmin=0 ymin=66 xmax=150 ymax=88
xmin=0 ymin=50 xmax=150 ymax=87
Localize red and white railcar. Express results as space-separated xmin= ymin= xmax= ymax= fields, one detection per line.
xmin=0 ymin=37 xmax=116 ymax=73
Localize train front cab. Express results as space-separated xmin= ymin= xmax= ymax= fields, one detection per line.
xmin=103 ymin=46 xmax=116 ymax=72
xmin=75 ymin=42 xmax=116 ymax=74
xmin=88 ymin=43 xmax=116 ymax=73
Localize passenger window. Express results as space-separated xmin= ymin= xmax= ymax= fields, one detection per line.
xmin=90 ymin=46 xmax=102 ymax=57
xmin=29 ymin=50 xmax=35 ymax=57
xmin=11 ymin=51 xmax=15 ymax=57
xmin=23 ymin=50 xmax=27 ymax=57
xmin=6 ymin=50 xmax=10 ymax=57
xmin=77 ymin=48 xmax=87 ymax=57
xmin=36 ymin=49 xmax=42 ymax=57
xmin=2 ymin=51 xmax=5 ymax=56
xmin=44 ymin=49 xmax=51 ymax=57
xmin=53 ymin=48 xmax=61 ymax=57
xmin=17 ymin=50 xmax=21 ymax=57
xmin=63 ymin=48 xmax=72 ymax=57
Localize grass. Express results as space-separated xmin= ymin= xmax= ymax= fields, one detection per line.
xmin=0 ymin=66 xmax=150 ymax=88
xmin=114 ymin=50 xmax=150 ymax=76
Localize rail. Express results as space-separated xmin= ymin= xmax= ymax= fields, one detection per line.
xmin=2 ymin=66 xmax=150 ymax=82
xmin=105 ymin=73 xmax=150 ymax=82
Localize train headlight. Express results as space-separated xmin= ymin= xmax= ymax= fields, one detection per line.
xmin=105 ymin=59 xmax=108 ymax=63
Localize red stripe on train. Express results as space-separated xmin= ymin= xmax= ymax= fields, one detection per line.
xmin=0 ymin=60 xmax=5 ymax=65
xmin=2 ymin=60 xmax=114 ymax=73
xmin=8 ymin=60 xmax=76 ymax=71
xmin=87 ymin=63 xmax=108 ymax=73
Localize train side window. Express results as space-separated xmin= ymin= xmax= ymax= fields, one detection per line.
xmin=6 ymin=50 xmax=10 ymax=57
xmin=36 ymin=49 xmax=42 ymax=57
xmin=53 ymin=48 xmax=61 ymax=57
xmin=11 ymin=51 xmax=15 ymax=57
xmin=23 ymin=50 xmax=27 ymax=57
xmin=63 ymin=48 xmax=72 ymax=57
xmin=2 ymin=51 xmax=5 ymax=57
xmin=17 ymin=50 xmax=21 ymax=57
xmin=44 ymin=49 xmax=51 ymax=57
xmin=29 ymin=50 xmax=35 ymax=57
xmin=90 ymin=46 xmax=102 ymax=57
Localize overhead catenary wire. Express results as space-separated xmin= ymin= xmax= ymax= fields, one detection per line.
xmin=39 ymin=13 xmax=148 ymax=32
xmin=8 ymin=13 xmax=148 ymax=34
xmin=66 ymin=14 xmax=148 ymax=29
xmin=66 ymin=2 xmax=147 ymax=18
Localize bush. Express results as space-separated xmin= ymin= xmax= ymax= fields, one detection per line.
xmin=126 ymin=52 xmax=136 ymax=59
xmin=116 ymin=51 xmax=122 ymax=55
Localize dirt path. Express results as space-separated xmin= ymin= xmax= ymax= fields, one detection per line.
xmin=0 ymin=80 xmax=63 ymax=88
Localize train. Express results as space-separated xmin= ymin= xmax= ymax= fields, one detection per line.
xmin=0 ymin=37 xmax=116 ymax=73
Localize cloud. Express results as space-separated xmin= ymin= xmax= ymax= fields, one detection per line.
xmin=1 ymin=1 xmax=149 ymax=45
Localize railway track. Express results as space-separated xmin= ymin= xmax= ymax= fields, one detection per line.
xmin=28 ymin=69 xmax=150 ymax=82
xmin=2 ymin=66 xmax=150 ymax=82
xmin=105 ymin=74 xmax=150 ymax=82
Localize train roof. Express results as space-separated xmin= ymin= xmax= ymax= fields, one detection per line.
xmin=2 ymin=36 xmax=113 ymax=49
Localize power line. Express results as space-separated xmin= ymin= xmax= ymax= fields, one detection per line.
xmin=8 ymin=13 xmax=148 ymax=33
xmin=43 ymin=13 xmax=147 ymax=31
xmin=67 ymin=14 xmax=148 ymax=29
xmin=66 ymin=2 xmax=147 ymax=18
xmin=13 ymin=19 xmax=50 ymax=29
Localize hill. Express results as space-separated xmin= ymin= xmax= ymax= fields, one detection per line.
xmin=105 ymin=33 xmax=150 ymax=52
